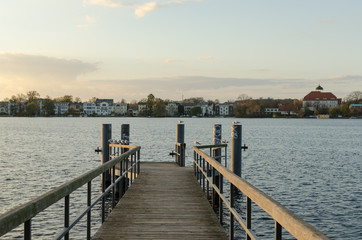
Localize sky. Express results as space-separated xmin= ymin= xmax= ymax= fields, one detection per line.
xmin=1 ymin=0 xmax=361 ymax=102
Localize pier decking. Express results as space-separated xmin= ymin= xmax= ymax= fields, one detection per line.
xmin=93 ymin=162 xmax=227 ymax=240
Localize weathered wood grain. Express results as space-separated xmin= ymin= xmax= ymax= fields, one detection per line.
xmin=93 ymin=162 xmax=227 ymax=240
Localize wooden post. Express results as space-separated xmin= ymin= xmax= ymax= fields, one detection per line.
xmin=101 ymin=124 xmax=112 ymax=187
xmin=231 ymin=123 xmax=242 ymax=177
xmin=176 ymin=123 xmax=185 ymax=166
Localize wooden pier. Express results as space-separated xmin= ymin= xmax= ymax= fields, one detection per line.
xmin=93 ymin=162 xmax=227 ymax=240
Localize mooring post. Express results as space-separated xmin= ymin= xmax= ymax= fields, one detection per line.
xmin=176 ymin=123 xmax=185 ymax=166
xmin=101 ymin=124 xmax=112 ymax=187
xmin=213 ymin=124 xmax=222 ymax=209
xmin=231 ymin=123 xmax=242 ymax=177
xmin=230 ymin=122 xmax=242 ymax=240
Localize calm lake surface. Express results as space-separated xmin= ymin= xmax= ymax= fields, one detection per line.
xmin=0 ymin=117 xmax=361 ymax=239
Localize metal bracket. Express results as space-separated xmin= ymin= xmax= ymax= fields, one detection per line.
xmin=95 ymin=147 xmax=102 ymax=154
xmin=169 ymin=150 xmax=177 ymax=156
xmin=241 ymin=144 xmax=248 ymax=151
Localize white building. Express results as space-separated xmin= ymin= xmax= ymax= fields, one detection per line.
xmin=200 ymin=103 xmax=214 ymax=116
xmin=216 ymin=103 xmax=232 ymax=116
xmin=165 ymin=102 xmax=179 ymax=116
xmin=114 ymin=103 xmax=128 ymax=116
xmin=54 ymin=102 xmax=69 ymax=115
xmin=264 ymin=108 xmax=279 ymax=114
xmin=83 ymin=102 xmax=97 ymax=115
xmin=138 ymin=102 xmax=147 ymax=113
xmin=95 ymin=99 xmax=114 ymax=116
xmin=303 ymin=85 xmax=341 ymax=111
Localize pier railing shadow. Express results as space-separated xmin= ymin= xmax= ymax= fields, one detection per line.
xmin=0 ymin=145 xmax=141 ymax=240
xmin=193 ymin=144 xmax=329 ymax=240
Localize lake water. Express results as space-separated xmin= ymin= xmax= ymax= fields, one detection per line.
xmin=0 ymin=117 xmax=361 ymax=239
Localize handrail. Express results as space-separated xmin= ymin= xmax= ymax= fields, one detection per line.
xmin=0 ymin=146 xmax=141 ymax=239
xmin=193 ymin=145 xmax=329 ymax=240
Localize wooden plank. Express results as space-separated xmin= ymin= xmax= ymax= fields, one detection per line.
xmin=93 ymin=162 xmax=227 ymax=240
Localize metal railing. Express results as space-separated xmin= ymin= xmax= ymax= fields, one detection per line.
xmin=0 ymin=145 xmax=141 ymax=240
xmin=175 ymin=142 xmax=186 ymax=167
xmin=193 ymin=145 xmax=329 ymax=240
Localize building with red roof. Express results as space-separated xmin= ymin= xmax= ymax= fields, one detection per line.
xmin=303 ymin=85 xmax=341 ymax=111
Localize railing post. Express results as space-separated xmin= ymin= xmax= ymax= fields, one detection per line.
xmin=121 ymin=124 xmax=130 ymax=150
xmin=176 ymin=123 xmax=185 ymax=166
xmin=64 ymin=195 xmax=69 ymax=240
xmin=87 ymin=182 xmax=91 ymax=240
xmin=121 ymin=123 xmax=130 ymax=195
xmin=101 ymin=124 xmax=112 ymax=187
xmin=231 ymin=123 xmax=242 ymax=177
xmin=24 ymin=219 xmax=31 ymax=240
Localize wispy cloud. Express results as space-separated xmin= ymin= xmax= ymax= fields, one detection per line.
xmin=319 ymin=19 xmax=336 ymax=25
xmin=164 ymin=59 xmax=183 ymax=63
xmin=86 ymin=0 xmax=202 ymax=18
xmin=77 ymin=15 xmax=96 ymax=28
xmin=196 ymin=56 xmax=218 ymax=61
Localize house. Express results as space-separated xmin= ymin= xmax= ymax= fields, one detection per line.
xmin=303 ymin=85 xmax=341 ymax=111
xmin=114 ymin=103 xmax=128 ymax=116
xmin=138 ymin=102 xmax=147 ymax=114
xmin=69 ymin=102 xmax=83 ymax=115
xmin=278 ymin=104 xmax=298 ymax=116
xmin=83 ymin=102 xmax=96 ymax=115
xmin=349 ymin=104 xmax=362 ymax=115
xmin=200 ymin=103 xmax=214 ymax=116
xmin=54 ymin=102 xmax=69 ymax=115
xmin=0 ymin=102 xmax=10 ymax=115
xmin=95 ymin=99 xmax=114 ymax=116
xmin=215 ymin=103 xmax=232 ymax=116
xmin=264 ymin=108 xmax=279 ymax=114
xmin=165 ymin=102 xmax=179 ymax=116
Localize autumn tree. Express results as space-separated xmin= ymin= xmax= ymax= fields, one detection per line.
xmin=43 ymin=96 xmax=55 ymax=116
xmin=154 ymin=98 xmax=166 ymax=117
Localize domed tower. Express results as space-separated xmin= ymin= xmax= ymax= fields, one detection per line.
xmin=315 ymin=85 xmax=323 ymax=91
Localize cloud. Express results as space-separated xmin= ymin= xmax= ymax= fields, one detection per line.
xmin=134 ymin=2 xmax=157 ymax=18
xmin=319 ymin=19 xmax=336 ymax=24
xmin=196 ymin=56 xmax=218 ymax=61
xmin=0 ymin=53 xmax=98 ymax=97
xmin=0 ymin=53 xmax=97 ymax=81
xmin=77 ymin=15 xmax=96 ymax=28
xmin=164 ymin=59 xmax=183 ymax=63
xmin=86 ymin=0 xmax=202 ymax=18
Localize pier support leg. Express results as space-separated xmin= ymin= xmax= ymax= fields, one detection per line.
xmin=101 ymin=124 xmax=112 ymax=187
xmin=176 ymin=123 xmax=185 ymax=166
xmin=213 ymin=124 xmax=221 ymax=209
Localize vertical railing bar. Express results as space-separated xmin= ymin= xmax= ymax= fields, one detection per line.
xmin=206 ymin=162 xmax=210 ymax=200
xmin=130 ymin=155 xmax=133 ymax=184
xmin=64 ymin=195 xmax=69 ymax=240
xmin=202 ymin=157 xmax=205 ymax=192
xmin=87 ymin=181 xmax=91 ymax=240
xmin=125 ymin=158 xmax=129 ymax=190
xmin=112 ymin=166 xmax=115 ymax=209
xmin=225 ymin=146 xmax=227 ymax=168
xmin=132 ymin=153 xmax=135 ymax=180
xmin=24 ymin=219 xmax=31 ymax=240
xmin=212 ymin=164 xmax=215 ymax=209
xmin=219 ymin=173 xmax=223 ymax=224
xmin=230 ymin=183 xmax=235 ymax=240
xmin=246 ymin=197 xmax=251 ymax=240
xmin=137 ymin=150 xmax=141 ymax=175
xmin=275 ymin=221 xmax=282 ymax=240
xmin=119 ymin=159 xmax=123 ymax=198
xmin=101 ymin=171 xmax=105 ymax=223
